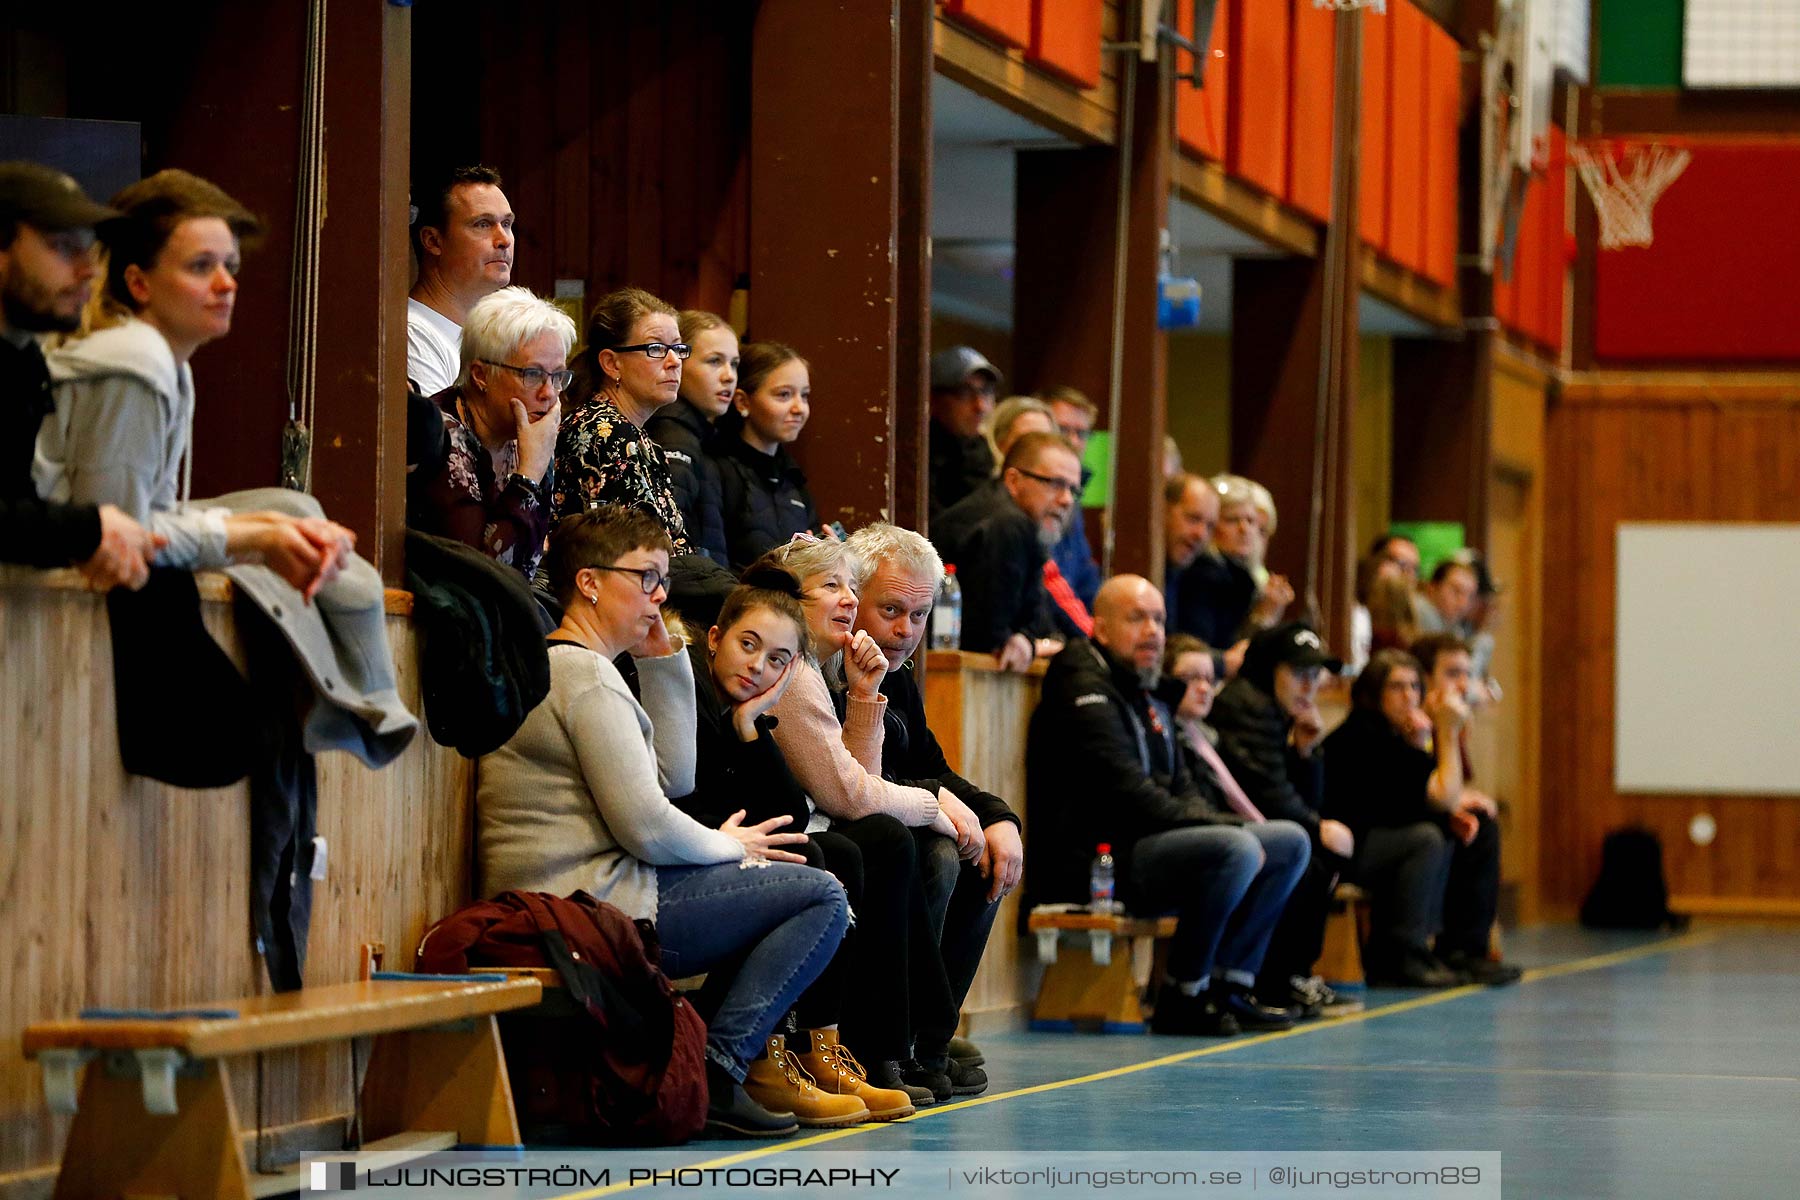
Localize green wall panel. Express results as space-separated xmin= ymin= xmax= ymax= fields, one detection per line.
xmin=1596 ymin=0 xmax=1685 ymax=88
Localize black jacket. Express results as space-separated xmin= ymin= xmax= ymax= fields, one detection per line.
xmin=928 ymin=418 xmax=993 ymax=518
xmin=1322 ymin=707 xmax=1443 ymax=839
xmin=674 ymin=641 xmax=813 ymax=832
xmin=1209 ymin=675 xmax=1324 ymax=838
xmin=877 ymin=659 xmax=1020 ymax=833
xmin=930 ymin=480 xmax=1053 ymax=653
xmin=645 ymin=400 xmax=730 ymax=565
xmin=712 ymin=433 xmax=819 ymax=569
xmin=1027 ymin=639 xmax=1244 ymax=907
xmin=404 ymin=529 xmax=554 ymax=758
xmin=1 ymin=332 xmax=101 ymax=567
xmin=1165 ymin=550 xmax=1258 ymax=648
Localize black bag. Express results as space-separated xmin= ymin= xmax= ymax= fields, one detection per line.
xmin=1580 ymin=827 xmax=1686 ymax=930
xmin=415 ymin=890 xmax=708 ymax=1145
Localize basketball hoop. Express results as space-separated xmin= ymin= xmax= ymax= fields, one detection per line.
xmin=1569 ymin=141 xmax=1692 ymax=250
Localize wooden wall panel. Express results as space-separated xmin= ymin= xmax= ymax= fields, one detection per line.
xmin=1542 ymin=392 xmax=1800 ymax=914
xmin=0 ymin=575 xmax=472 ymax=1185
xmin=1227 ymin=0 xmax=1291 ymax=199
xmin=1358 ymin=1 xmax=1391 ymax=250
xmin=1027 ymin=0 xmax=1103 ymax=90
xmin=1286 ymin=0 xmax=1336 ymax=223
xmin=943 ymin=0 xmax=1032 ymax=48
xmin=1384 ymin=0 xmax=1425 ymax=273
xmin=1176 ymin=0 xmax=1230 ymax=162
xmin=1422 ymin=21 xmax=1459 ymax=286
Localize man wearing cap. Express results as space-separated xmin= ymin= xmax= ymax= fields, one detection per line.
xmin=1209 ymin=622 xmax=1364 ymax=1018
xmin=1027 ymin=575 xmax=1311 ymax=1035
xmin=928 ymin=345 xmax=1000 ymax=517
xmin=0 ymin=162 xmax=160 ymax=589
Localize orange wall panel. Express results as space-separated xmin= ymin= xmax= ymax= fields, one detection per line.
xmin=1511 ymin=168 xmax=1546 ymax=342
xmin=1027 ymin=0 xmax=1103 ymax=89
xmin=1536 ymin=126 xmax=1566 ymax=350
xmin=943 ymin=0 xmax=1031 ymax=48
xmin=1287 ymin=0 xmax=1335 ymax=222
xmin=1227 ymin=0 xmax=1291 ymax=199
xmin=1385 ymin=0 xmax=1426 ymax=273
xmin=1422 ymin=23 xmax=1460 ymax=286
xmin=1176 ymin=0 xmax=1231 ymax=161
xmin=1359 ymin=2 xmax=1391 ymax=249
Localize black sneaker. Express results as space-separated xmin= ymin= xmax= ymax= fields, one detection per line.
xmin=704 ymin=1063 xmax=799 ymax=1138
xmin=1440 ymin=950 xmax=1524 ymax=987
xmin=1149 ymin=986 xmax=1240 ymax=1037
xmin=947 ymin=1035 xmax=985 ymax=1068
xmin=920 ymin=1055 xmax=987 ymax=1096
xmin=869 ymin=1059 xmax=936 ymax=1107
xmin=1366 ymin=948 xmax=1467 ymax=989
xmin=900 ymin=1059 xmax=954 ymax=1104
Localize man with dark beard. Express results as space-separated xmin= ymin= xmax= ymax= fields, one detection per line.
xmin=929 ymin=431 xmax=1078 ymax=670
xmin=0 ymin=163 xmax=159 ymax=586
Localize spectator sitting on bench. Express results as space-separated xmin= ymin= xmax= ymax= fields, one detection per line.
xmin=1210 ymin=623 xmax=1363 ymax=1018
xmin=1027 ymin=575 xmax=1310 ymax=1036
xmin=477 ymin=506 xmax=849 ymax=1138
xmin=1410 ymin=633 xmax=1521 ymax=986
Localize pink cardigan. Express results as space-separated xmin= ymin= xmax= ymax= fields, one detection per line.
xmin=770 ymin=661 xmax=941 ymax=828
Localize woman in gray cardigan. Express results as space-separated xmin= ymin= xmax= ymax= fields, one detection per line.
xmin=478 ymin=505 xmax=848 ymax=1139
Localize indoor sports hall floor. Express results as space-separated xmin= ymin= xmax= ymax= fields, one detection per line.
xmin=534 ymin=925 xmax=1800 ymax=1200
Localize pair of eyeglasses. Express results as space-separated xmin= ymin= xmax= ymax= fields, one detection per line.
xmin=479 ymin=360 xmax=575 ymax=392
xmin=594 ymin=564 xmax=671 ymax=596
xmin=612 ymin=342 xmax=692 ymax=361
xmin=1013 ymin=468 xmax=1082 ymax=497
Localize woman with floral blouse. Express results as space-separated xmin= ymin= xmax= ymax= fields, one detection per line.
xmin=408 ymin=286 xmax=572 ymax=578
xmin=554 ymin=286 xmax=693 ymax=554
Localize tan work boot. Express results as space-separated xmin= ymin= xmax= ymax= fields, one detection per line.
xmin=743 ymin=1036 xmax=869 ymax=1128
xmin=793 ymin=1029 xmax=917 ymax=1121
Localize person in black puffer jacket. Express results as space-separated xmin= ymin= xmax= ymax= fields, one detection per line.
xmin=712 ymin=341 xmax=821 ymax=568
xmin=1209 ymin=622 xmax=1360 ymax=1016
xmin=643 ymin=309 xmax=733 ymax=564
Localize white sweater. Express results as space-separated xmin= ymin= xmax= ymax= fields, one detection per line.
xmin=478 ymin=643 xmax=744 ymax=920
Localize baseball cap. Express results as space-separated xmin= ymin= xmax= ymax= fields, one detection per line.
xmin=1253 ymin=622 xmax=1343 ymax=675
xmin=930 ymin=345 xmax=1003 ymax=392
xmin=0 ymin=162 xmax=120 ymax=232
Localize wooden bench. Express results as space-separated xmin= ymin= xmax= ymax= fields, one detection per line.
xmin=1027 ymin=907 xmax=1179 ymax=1033
xmin=23 ymin=974 xmax=542 ymax=1200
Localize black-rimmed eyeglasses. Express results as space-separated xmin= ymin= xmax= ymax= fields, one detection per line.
xmin=479 ymin=360 xmax=575 ymax=392
xmin=593 ymin=564 xmax=671 ymax=596
xmin=611 ymin=342 xmax=692 ymax=361
xmin=1013 ymin=468 xmax=1082 ymax=497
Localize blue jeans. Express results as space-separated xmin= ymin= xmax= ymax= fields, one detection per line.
xmin=654 ymin=862 xmax=848 ymax=1080
xmin=1131 ymin=821 xmax=1312 ymax=987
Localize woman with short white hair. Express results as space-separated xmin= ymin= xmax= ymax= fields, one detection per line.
xmin=407 ymin=285 xmax=574 ymax=577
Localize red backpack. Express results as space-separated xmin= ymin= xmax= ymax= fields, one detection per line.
xmin=416 ymin=890 xmax=708 ymax=1145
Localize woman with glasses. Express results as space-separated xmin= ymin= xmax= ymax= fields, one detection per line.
xmin=554 ymin=287 xmax=693 ymax=554
xmin=713 ymin=341 xmax=824 ymax=569
xmin=407 ymin=286 xmax=571 ymax=578
xmin=479 ymin=505 xmax=849 ymax=1137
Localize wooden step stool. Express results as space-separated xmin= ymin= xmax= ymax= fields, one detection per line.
xmin=23 ymin=973 xmax=541 ymax=1200
xmin=1318 ymin=882 xmax=1370 ymax=989
xmin=1027 ymin=907 xmax=1178 ymax=1033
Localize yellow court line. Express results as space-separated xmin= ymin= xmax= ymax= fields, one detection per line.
xmin=1190 ymin=1060 xmax=1799 ymax=1086
xmin=554 ymin=928 xmax=1716 ymax=1199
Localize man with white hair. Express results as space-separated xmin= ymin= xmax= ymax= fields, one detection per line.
xmin=1028 ymin=575 xmax=1311 ymax=1035
xmin=406 ymin=286 xmax=571 ymax=578
xmin=406 ymin=165 xmax=515 ymax=396
xmin=849 ymin=522 xmax=1025 ymax=1090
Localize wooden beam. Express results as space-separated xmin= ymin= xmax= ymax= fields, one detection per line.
xmin=1560 ymin=371 xmax=1800 ymax=407
xmin=933 ymin=13 xmax=1117 ymax=146
xmin=750 ymin=0 xmax=903 ymax=527
xmin=895 ymin=0 xmax=935 ymax=532
xmin=1172 ymin=152 xmax=1322 ymax=258
xmin=1359 ymin=247 xmax=1462 ymax=329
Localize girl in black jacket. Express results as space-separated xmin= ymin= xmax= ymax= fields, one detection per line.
xmin=644 ymin=309 xmax=734 ymax=563
xmin=712 ymin=342 xmax=822 ymax=568
xmin=678 ymin=568 xmax=946 ymax=1117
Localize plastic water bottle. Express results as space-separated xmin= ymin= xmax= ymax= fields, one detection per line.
xmin=1089 ymin=843 xmax=1118 ymax=914
xmin=930 ymin=565 xmax=962 ymax=650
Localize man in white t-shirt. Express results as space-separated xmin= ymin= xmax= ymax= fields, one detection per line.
xmin=407 ymin=165 xmax=515 ymax=396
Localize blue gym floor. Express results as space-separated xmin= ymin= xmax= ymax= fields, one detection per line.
xmin=578 ymin=925 xmax=1800 ymax=1199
